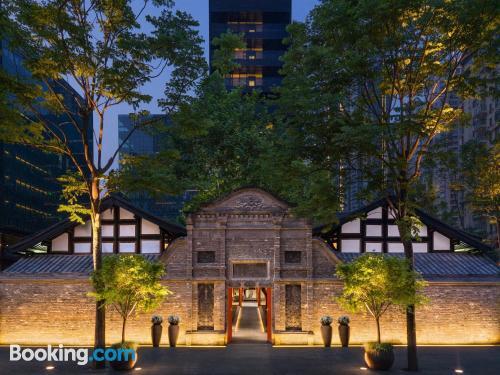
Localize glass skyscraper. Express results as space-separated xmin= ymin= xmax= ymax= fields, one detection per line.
xmin=209 ymin=0 xmax=292 ymax=94
xmin=0 ymin=40 xmax=92 ymax=247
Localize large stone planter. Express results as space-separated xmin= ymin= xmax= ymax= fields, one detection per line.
xmin=151 ymin=324 xmax=163 ymax=347
xmin=364 ymin=345 xmax=394 ymax=371
xmin=109 ymin=343 xmax=138 ymax=371
xmin=168 ymin=324 xmax=179 ymax=347
xmin=338 ymin=324 xmax=350 ymax=347
xmin=320 ymin=325 xmax=332 ymax=347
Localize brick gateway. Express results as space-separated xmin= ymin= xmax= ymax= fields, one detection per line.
xmin=1 ymin=188 xmax=499 ymax=346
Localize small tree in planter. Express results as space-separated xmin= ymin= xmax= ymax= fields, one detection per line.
xmin=336 ymin=254 xmax=426 ymax=370
xmin=90 ymin=255 xmax=170 ymax=370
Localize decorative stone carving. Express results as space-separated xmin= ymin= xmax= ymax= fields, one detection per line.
xmin=234 ymin=195 xmax=266 ymax=210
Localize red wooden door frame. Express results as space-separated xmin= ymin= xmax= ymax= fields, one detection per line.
xmin=227 ymin=287 xmax=233 ymax=344
xmin=266 ymin=287 xmax=272 ymax=343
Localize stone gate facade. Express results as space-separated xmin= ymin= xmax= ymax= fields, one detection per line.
xmin=0 ymin=188 xmax=499 ymax=346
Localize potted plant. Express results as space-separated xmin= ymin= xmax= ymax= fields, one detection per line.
xmin=90 ymin=255 xmax=170 ymax=370
xmin=167 ymin=315 xmax=180 ymax=347
xmin=151 ymin=315 xmax=163 ymax=347
xmin=337 ymin=316 xmax=350 ymax=347
xmin=336 ymin=254 xmax=427 ymax=371
xmin=320 ymin=316 xmax=333 ymax=347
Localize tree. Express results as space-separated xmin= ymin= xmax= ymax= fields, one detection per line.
xmin=278 ymin=0 xmax=497 ymax=369
xmin=89 ymin=255 xmax=169 ymax=344
xmin=336 ymin=254 xmax=427 ymax=344
xmin=1 ymin=0 xmax=204 ymax=362
xmin=459 ymin=140 xmax=500 ymax=249
xmin=114 ymin=32 xmax=284 ymax=215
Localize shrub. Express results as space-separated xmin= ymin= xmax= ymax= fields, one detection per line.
xmin=168 ymin=315 xmax=180 ymax=325
xmin=320 ymin=316 xmax=333 ymax=326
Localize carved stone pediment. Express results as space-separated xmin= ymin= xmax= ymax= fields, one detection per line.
xmin=201 ymin=188 xmax=289 ymax=213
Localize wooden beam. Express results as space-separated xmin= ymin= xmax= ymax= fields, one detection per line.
xmin=256 ymin=287 xmax=261 ymax=306
xmin=113 ymin=205 xmax=119 ymax=253
xmin=68 ymin=228 xmax=74 ymax=254
xmin=135 ymin=215 xmax=141 ymax=254
xmin=239 ymin=288 xmax=243 ymax=306
xmin=160 ymin=229 xmax=166 ymax=254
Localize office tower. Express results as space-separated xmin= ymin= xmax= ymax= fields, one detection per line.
xmin=0 ymin=40 xmax=92 ymax=247
xmin=209 ymin=0 xmax=292 ymax=94
xmin=118 ymin=114 xmax=195 ymax=222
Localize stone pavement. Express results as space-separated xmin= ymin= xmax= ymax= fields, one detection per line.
xmin=231 ymin=302 xmax=267 ymax=344
xmin=0 ymin=345 xmax=498 ymax=375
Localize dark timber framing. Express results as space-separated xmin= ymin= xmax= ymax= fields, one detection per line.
xmin=6 ymin=195 xmax=186 ymax=258
xmin=314 ymin=198 xmax=492 ymax=254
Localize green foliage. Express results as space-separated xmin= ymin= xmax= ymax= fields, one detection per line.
xmin=1 ymin=0 xmax=206 ymax=225
xmin=110 ymin=341 xmax=138 ymax=350
xmin=336 ymin=254 xmax=427 ymax=316
xmin=461 ymin=141 xmax=500 ymax=224
xmin=277 ymin=0 xmax=498 ymax=232
xmin=364 ymin=342 xmax=394 ymax=352
xmin=56 ymin=173 xmax=92 ymax=224
xmin=89 ymin=255 xmax=170 ymax=343
xmin=211 ymin=31 xmax=246 ymax=75
xmin=336 ymin=254 xmax=427 ymax=342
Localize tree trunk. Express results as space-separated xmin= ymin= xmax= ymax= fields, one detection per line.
xmin=401 ymin=228 xmax=418 ymax=371
xmin=395 ymin=188 xmax=418 ymax=372
xmin=495 ymin=217 xmax=500 ymax=250
xmin=90 ymin=178 xmax=105 ymax=369
xmin=375 ymin=316 xmax=381 ymax=344
xmin=122 ymin=317 xmax=127 ymax=344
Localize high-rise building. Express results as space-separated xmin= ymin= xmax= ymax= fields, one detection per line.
xmin=0 ymin=40 xmax=92 ymax=247
xmin=118 ymin=114 xmax=167 ymax=160
xmin=118 ymin=113 xmax=195 ymax=222
xmin=423 ymin=62 xmax=498 ymax=244
xmin=209 ymin=0 xmax=292 ymax=94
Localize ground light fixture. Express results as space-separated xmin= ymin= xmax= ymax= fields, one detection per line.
xmin=454 ymin=370 xmax=464 ymax=374
xmin=45 ymin=365 xmax=55 ymax=370
xmin=359 ymin=367 xmax=368 ymax=371
xmin=135 ymin=368 xmax=142 ymax=371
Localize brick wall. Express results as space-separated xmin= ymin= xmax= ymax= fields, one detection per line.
xmin=310 ymin=281 xmax=500 ymax=345
xmin=0 ymin=277 xmax=498 ymax=346
xmin=0 ymin=278 xmax=193 ymax=346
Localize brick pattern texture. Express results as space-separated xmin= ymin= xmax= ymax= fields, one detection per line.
xmin=1 ymin=189 xmax=498 ymax=345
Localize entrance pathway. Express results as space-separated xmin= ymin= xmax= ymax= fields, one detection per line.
xmin=1 ymin=345 xmax=498 ymax=374
xmin=231 ymin=301 xmax=266 ymax=344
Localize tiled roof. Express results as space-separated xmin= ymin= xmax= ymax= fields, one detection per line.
xmin=335 ymin=253 xmax=500 ymax=278
xmin=2 ymin=254 xmax=160 ymax=275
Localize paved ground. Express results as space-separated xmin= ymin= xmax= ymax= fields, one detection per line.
xmin=232 ymin=302 xmax=266 ymax=344
xmin=1 ymin=345 xmax=499 ymax=375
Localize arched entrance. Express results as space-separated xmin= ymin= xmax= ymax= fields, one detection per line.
xmin=227 ymin=287 xmax=272 ymax=344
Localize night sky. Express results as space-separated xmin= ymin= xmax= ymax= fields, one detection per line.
xmin=100 ymin=0 xmax=320 ymax=168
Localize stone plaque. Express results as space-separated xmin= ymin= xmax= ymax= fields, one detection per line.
xmin=197 ymin=283 xmax=214 ymax=330
xmin=284 ymin=251 xmax=302 ymax=264
xmin=232 ymin=262 xmax=268 ymax=278
xmin=285 ymin=284 xmax=302 ymax=331
xmin=197 ymin=251 xmax=216 ymax=263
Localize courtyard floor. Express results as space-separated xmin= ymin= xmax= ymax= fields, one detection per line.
xmin=1 ymin=345 xmax=499 ymax=375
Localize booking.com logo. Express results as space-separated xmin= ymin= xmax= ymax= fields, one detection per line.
xmin=9 ymin=344 xmax=136 ymax=366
